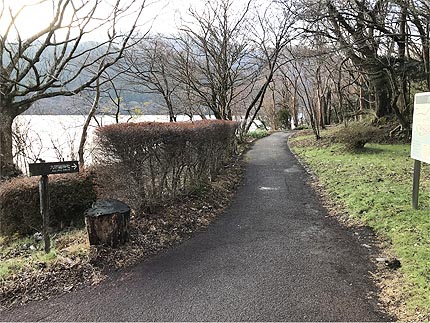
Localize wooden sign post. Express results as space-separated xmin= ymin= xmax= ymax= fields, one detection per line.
xmin=39 ymin=174 xmax=50 ymax=252
xmin=28 ymin=161 xmax=79 ymax=253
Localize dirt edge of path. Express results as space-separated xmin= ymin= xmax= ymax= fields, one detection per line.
xmin=287 ymin=134 xmax=413 ymax=322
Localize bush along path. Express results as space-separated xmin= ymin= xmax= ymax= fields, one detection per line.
xmin=289 ymin=128 xmax=430 ymax=322
xmin=0 ymin=121 xmax=243 ymax=311
xmin=1 ymin=132 xmax=391 ymax=321
xmin=0 ymin=153 xmax=245 ymax=311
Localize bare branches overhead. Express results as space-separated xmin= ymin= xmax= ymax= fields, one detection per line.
xmin=172 ymin=0 xmax=255 ymax=120
xmin=0 ymin=0 xmax=147 ymax=178
xmin=0 ymin=0 xmax=145 ymax=116
xmin=299 ymin=0 xmax=430 ymax=127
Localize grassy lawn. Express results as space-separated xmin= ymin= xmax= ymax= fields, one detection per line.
xmin=0 ymin=229 xmax=89 ymax=281
xmin=290 ymin=131 xmax=430 ymax=321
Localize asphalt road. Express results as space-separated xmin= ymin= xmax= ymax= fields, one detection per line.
xmin=1 ymin=132 xmax=390 ymax=321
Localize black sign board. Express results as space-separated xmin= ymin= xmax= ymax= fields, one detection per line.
xmin=29 ymin=161 xmax=79 ymax=176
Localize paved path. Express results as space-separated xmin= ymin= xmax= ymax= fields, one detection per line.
xmin=2 ymin=132 xmax=390 ymax=321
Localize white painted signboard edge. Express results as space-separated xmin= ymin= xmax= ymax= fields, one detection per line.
xmin=410 ymin=92 xmax=430 ymax=209
xmin=411 ymin=92 xmax=430 ymax=163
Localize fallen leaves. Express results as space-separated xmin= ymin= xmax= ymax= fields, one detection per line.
xmin=0 ymin=154 xmax=245 ymax=310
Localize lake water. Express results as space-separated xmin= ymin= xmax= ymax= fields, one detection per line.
xmin=13 ymin=114 xmax=255 ymax=174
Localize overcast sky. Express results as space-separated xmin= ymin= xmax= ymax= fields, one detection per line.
xmin=0 ymin=0 xmax=255 ymax=39
xmin=0 ymin=0 xmax=206 ymax=39
xmin=145 ymin=0 xmax=202 ymax=34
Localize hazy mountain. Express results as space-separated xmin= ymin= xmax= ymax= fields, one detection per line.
xmin=25 ymin=93 xmax=168 ymax=116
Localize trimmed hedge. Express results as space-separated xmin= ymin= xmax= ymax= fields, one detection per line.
xmin=93 ymin=120 xmax=238 ymax=212
xmin=0 ymin=172 xmax=96 ymax=236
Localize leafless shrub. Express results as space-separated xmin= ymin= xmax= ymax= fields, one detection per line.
xmin=12 ymin=119 xmax=43 ymax=174
xmin=334 ymin=123 xmax=383 ymax=150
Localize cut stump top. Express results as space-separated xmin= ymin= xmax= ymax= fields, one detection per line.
xmin=84 ymin=199 xmax=130 ymax=218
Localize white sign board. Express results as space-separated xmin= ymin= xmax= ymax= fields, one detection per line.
xmin=411 ymin=92 xmax=430 ymax=164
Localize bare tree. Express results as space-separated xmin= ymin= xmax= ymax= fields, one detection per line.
xmin=78 ymin=71 xmax=132 ymax=168
xmin=277 ymin=64 xmax=300 ymax=128
xmin=405 ymin=0 xmax=430 ymax=89
xmin=0 ymin=0 xmax=145 ymax=178
xmin=289 ymin=53 xmax=321 ymax=138
xmin=12 ymin=118 xmax=43 ymax=174
xmin=239 ymin=0 xmax=298 ymax=136
xmin=298 ymin=0 xmax=430 ymax=130
xmin=123 ymin=36 xmax=178 ymax=122
xmin=78 ymin=79 xmax=100 ymax=168
xmin=106 ymin=78 xmax=123 ymax=124
xmin=172 ymin=0 xmax=253 ymax=120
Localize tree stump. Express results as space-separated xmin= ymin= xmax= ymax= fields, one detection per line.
xmin=84 ymin=199 xmax=130 ymax=247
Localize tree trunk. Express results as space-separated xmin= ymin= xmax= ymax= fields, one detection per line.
xmin=166 ymin=100 xmax=177 ymax=122
xmin=424 ymin=39 xmax=430 ymax=91
xmin=325 ymin=89 xmax=331 ymax=125
xmin=316 ymin=66 xmax=326 ymax=130
xmin=78 ymin=81 xmax=100 ymax=169
xmin=292 ymin=101 xmax=299 ymax=127
xmin=399 ymin=76 xmax=410 ymax=119
xmin=0 ymin=111 xmax=15 ymax=179
xmin=85 ymin=199 xmax=130 ymax=248
xmin=359 ymin=77 xmax=365 ymax=121
xmin=372 ymin=76 xmax=392 ymax=118
xmin=244 ymin=82 xmax=270 ymax=134
xmin=242 ymin=73 xmax=274 ymax=135
xmin=292 ymin=79 xmax=299 ymax=127
xmin=318 ymin=94 xmax=326 ymax=129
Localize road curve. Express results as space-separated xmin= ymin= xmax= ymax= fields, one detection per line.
xmin=1 ymin=132 xmax=390 ymax=321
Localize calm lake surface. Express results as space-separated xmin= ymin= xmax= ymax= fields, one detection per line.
xmin=13 ymin=115 xmax=251 ymax=174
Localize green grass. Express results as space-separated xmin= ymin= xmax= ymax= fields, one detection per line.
xmin=291 ymin=135 xmax=430 ymax=320
xmin=246 ymin=129 xmax=270 ymax=139
xmin=0 ymin=229 xmax=88 ymax=281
